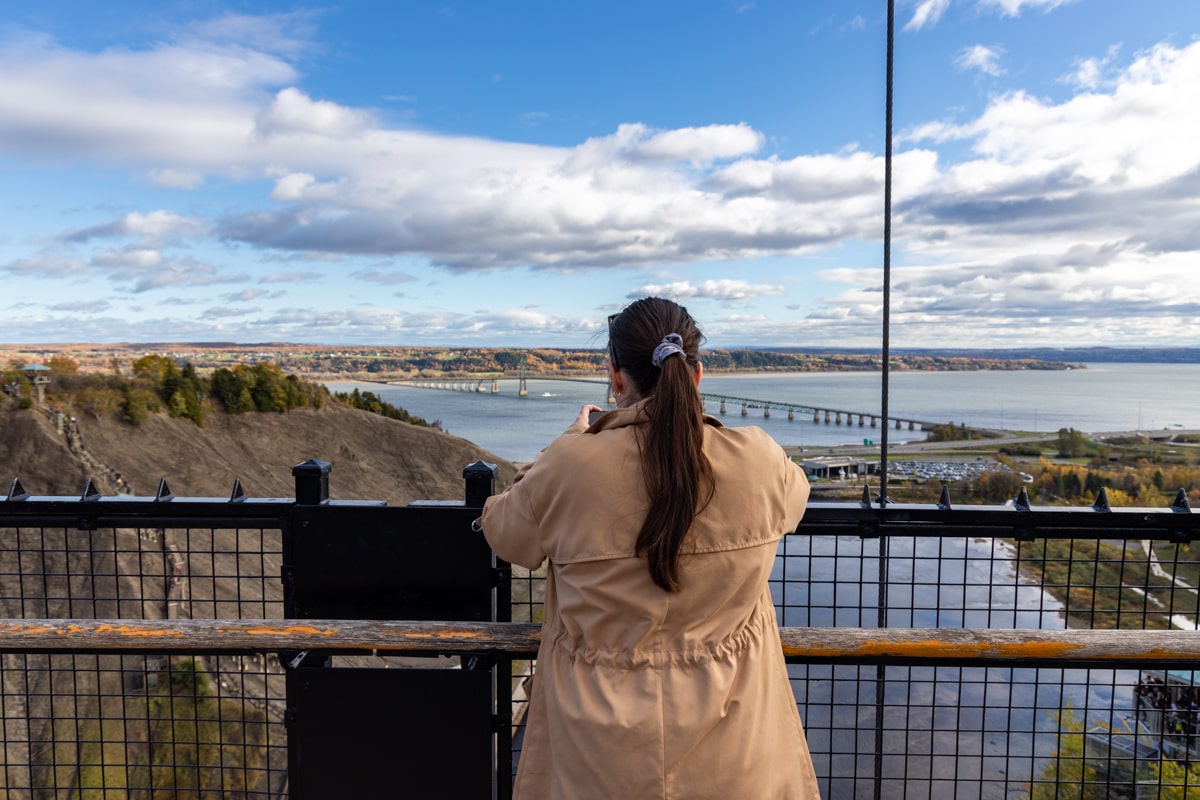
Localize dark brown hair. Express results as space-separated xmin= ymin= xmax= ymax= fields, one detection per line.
xmin=608 ymin=297 xmax=714 ymax=591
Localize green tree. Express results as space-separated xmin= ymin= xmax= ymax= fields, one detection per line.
xmin=212 ymin=367 xmax=253 ymax=413
xmin=132 ymin=354 xmax=178 ymax=385
xmin=334 ymin=388 xmax=432 ymax=427
xmin=167 ymin=390 xmax=189 ymax=419
xmin=1057 ymin=428 xmax=1090 ymax=458
xmin=1028 ymin=709 xmax=1108 ymax=800
xmin=1147 ymin=755 xmax=1200 ymax=798
xmin=46 ymin=354 xmax=79 ymax=374
xmin=80 ymin=386 xmax=123 ymax=420
xmin=122 ymin=388 xmax=160 ymax=426
xmin=251 ymin=364 xmax=290 ymax=412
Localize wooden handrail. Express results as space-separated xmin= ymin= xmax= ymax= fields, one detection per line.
xmin=0 ymin=618 xmax=1196 ymax=666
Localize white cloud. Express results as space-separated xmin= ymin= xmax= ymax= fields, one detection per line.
xmin=1063 ymin=44 xmax=1123 ymax=90
xmin=222 ymin=288 xmax=271 ymax=302
xmin=256 ymin=87 xmax=374 ymax=139
xmin=66 ymin=211 xmax=209 ymax=244
xmin=146 ymin=167 xmax=205 ymax=189
xmin=625 ymin=123 xmax=764 ymax=166
xmin=49 ymin=299 xmax=112 ymax=313
xmin=1 ymin=15 xmax=1198 ymax=347
xmin=0 ymin=26 xmax=876 ymax=274
xmin=905 ymin=0 xmax=1073 ymax=34
xmin=270 ymin=172 xmax=321 ymax=201
xmin=0 ymin=28 xmax=293 ymax=166
xmin=952 ymin=42 xmax=1198 ymax=190
xmin=202 ymin=306 xmax=255 ymax=319
xmin=955 ymin=44 xmax=1006 ymax=76
xmin=905 ymin=0 xmax=951 ymax=32
xmin=91 ymin=248 xmax=164 ymax=269
xmin=3 ymin=251 xmax=88 ymax=278
xmin=119 ymin=259 xmax=248 ymax=293
xmin=259 ymin=271 xmax=323 ymax=283
xmin=629 ymin=279 xmax=786 ymax=302
xmin=353 ymin=269 xmax=418 ymax=285
xmin=186 ymin=11 xmax=317 ymax=58
xmin=79 ymin=247 xmax=248 ymax=293
xmin=977 ymin=0 xmax=1075 ymax=17
xmin=834 ymin=38 xmax=1200 ymax=346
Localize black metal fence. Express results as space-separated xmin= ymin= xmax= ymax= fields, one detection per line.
xmin=0 ymin=478 xmax=291 ymax=798
xmin=2 ymin=464 xmax=1199 ymax=799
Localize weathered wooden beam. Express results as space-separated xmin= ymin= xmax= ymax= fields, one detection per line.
xmin=0 ymin=619 xmax=1197 ymax=667
xmin=777 ymin=626 xmax=1200 ymax=664
xmin=0 ymin=618 xmax=542 ymax=655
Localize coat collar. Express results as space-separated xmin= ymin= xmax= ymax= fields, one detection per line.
xmin=585 ymin=398 xmax=725 ymax=433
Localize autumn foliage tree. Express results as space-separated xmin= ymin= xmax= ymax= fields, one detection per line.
xmin=210 ymin=363 xmax=325 ymax=413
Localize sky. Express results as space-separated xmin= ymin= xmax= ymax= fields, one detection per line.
xmin=1 ymin=1 xmax=1199 ymax=349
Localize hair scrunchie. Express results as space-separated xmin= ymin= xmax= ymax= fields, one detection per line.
xmin=651 ymin=333 xmax=686 ymax=368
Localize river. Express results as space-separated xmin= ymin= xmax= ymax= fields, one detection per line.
xmin=328 ymin=362 xmax=1200 ymax=463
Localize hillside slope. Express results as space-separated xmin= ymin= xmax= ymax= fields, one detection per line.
xmin=1 ymin=397 xmax=517 ymax=504
xmin=0 ymin=398 xmax=518 ymax=797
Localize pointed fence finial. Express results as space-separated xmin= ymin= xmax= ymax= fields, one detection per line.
xmin=155 ymin=479 xmax=174 ymax=502
xmin=81 ymin=478 xmax=101 ymax=501
xmin=1172 ymin=488 xmax=1192 ymax=513
xmin=860 ymin=485 xmax=872 ymax=508
xmin=7 ymin=477 xmax=29 ymax=501
xmin=230 ymin=478 xmax=246 ymax=503
xmin=938 ymin=485 xmax=952 ymax=510
xmin=1014 ymin=487 xmax=1032 ymax=511
xmin=1093 ymin=487 xmax=1111 ymax=512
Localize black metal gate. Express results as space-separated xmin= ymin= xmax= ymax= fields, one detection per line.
xmin=283 ymin=459 xmax=508 ymax=799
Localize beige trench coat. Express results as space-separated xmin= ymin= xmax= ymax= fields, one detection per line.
xmin=482 ymin=402 xmax=819 ymax=799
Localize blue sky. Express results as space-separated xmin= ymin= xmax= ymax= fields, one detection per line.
xmin=2 ymin=0 xmax=1199 ymax=348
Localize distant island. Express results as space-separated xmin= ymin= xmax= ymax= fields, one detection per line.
xmin=0 ymin=342 xmax=1106 ymax=380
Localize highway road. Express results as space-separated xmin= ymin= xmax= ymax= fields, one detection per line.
xmin=784 ymin=429 xmax=1200 ymax=460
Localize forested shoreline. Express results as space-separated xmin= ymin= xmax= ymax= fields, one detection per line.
xmin=3 ymin=344 xmax=1086 ymax=380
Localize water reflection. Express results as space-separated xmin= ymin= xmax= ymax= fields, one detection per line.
xmin=772 ymin=535 xmax=1141 ymax=799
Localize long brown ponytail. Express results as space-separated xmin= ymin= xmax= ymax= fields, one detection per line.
xmin=607 ymin=297 xmax=713 ymax=591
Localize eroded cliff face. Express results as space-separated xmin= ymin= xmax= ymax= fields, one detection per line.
xmin=1 ymin=397 xmax=515 ymax=503
xmin=0 ymin=398 xmax=516 ymax=798
xmin=0 ymin=405 xmax=91 ymax=496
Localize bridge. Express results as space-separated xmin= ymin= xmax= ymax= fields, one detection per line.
xmin=386 ymin=376 xmax=936 ymax=431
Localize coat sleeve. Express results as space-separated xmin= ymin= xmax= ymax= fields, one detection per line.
xmin=481 ymin=461 xmax=547 ymax=570
xmin=480 ymin=419 xmax=588 ymax=570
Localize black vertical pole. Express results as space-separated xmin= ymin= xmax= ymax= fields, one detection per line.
xmin=880 ymin=1 xmax=894 ymax=506
xmin=284 ymin=458 xmax=334 ymax=800
xmin=875 ymin=3 xmax=896 ymax=799
xmin=464 ymin=461 xmax=510 ymax=800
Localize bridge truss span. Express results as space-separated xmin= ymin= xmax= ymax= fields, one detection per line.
xmin=388 ymin=376 xmax=932 ymax=431
xmin=697 ymin=391 xmax=931 ymax=431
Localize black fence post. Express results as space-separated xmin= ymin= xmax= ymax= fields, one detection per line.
xmin=284 ymin=459 xmax=331 ymax=671
xmin=292 ymin=459 xmax=331 ymax=506
xmin=464 ymin=461 xmax=496 ymax=508
xmin=464 ymin=461 xmax=513 ymax=799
